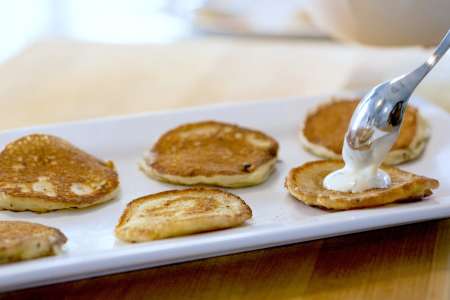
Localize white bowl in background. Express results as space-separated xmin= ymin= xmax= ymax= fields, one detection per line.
xmin=306 ymin=0 xmax=450 ymax=46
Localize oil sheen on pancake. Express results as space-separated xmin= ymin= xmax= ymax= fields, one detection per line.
xmin=0 ymin=134 xmax=119 ymax=212
xmin=140 ymin=121 xmax=279 ymax=188
xmin=115 ymin=188 xmax=252 ymax=242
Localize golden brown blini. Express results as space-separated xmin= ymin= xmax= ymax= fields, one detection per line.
xmin=285 ymin=160 xmax=439 ymax=210
xmin=0 ymin=220 xmax=67 ymax=264
xmin=140 ymin=121 xmax=279 ymax=188
xmin=299 ymin=99 xmax=430 ymax=165
xmin=115 ymin=188 xmax=252 ymax=242
xmin=0 ymin=134 xmax=119 ymax=212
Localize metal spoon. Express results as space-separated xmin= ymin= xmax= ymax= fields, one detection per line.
xmin=344 ymin=29 xmax=450 ymax=167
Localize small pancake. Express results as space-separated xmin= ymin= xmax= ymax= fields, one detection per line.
xmin=285 ymin=160 xmax=439 ymax=210
xmin=140 ymin=121 xmax=279 ymax=188
xmin=115 ymin=188 xmax=252 ymax=242
xmin=300 ymin=99 xmax=430 ymax=164
xmin=0 ymin=220 xmax=67 ymax=264
xmin=0 ymin=134 xmax=119 ymax=212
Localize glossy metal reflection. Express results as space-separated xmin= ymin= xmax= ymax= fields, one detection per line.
xmin=345 ymin=30 xmax=450 ymax=165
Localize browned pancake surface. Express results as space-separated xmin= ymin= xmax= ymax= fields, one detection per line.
xmin=0 ymin=220 xmax=66 ymax=249
xmin=285 ymin=160 xmax=439 ymax=210
xmin=0 ymin=220 xmax=67 ymax=263
xmin=303 ymin=99 xmax=418 ymax=155
xmin=147 ymin=121 xmax=278 ymax=177
xmin=116 ymin=188 xmax=252 ymax=242
xmin=0 ymin=134 xmax=119 ymax=205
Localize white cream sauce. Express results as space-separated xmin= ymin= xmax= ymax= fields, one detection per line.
xmin=323 ymin=130 xmax=398 ymax=193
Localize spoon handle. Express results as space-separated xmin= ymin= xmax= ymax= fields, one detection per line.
xmin=427 ymin=29 xmax=450 ymax=68
xmin=400 ymin=29 xmax=450 ymax=92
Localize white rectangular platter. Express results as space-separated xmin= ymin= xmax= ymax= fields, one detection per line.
xmin=0 ymin=94 xmax=449 ymax=292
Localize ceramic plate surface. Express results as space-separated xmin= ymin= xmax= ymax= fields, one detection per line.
xmin=0 ymin=94 xmax=449 ymax=292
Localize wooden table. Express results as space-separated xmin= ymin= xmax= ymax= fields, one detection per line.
xmin=1 ymin=38 xmax=449 ymax=299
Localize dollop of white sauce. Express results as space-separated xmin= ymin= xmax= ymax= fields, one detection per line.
xmin=324 ymin=130 xmax=397 ymax=193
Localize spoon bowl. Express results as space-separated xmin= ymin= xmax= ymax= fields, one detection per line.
xmin=345 ymin=29 xmax=450 ymax=164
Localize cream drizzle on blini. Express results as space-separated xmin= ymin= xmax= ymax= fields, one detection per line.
xmin=323 ymin=130 xmax=397 ymax=193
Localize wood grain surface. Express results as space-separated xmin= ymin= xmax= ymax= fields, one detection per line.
xmin=0 ymin=38 xmax=449 ymax=299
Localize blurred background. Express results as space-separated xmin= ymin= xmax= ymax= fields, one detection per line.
xmin=0 ymin=0 xmax=449 ymax=129
xmin=5 ymin=0 xmax=450 ymax=60
xmin=1 ymin=0 xmax=321 ymax=63
xmin=3 ymin=0 xmax=450 ymax=62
